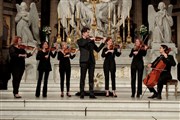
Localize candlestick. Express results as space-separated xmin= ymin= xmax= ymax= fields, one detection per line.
xmin=108 ymin=5 xmax=111 ymax=18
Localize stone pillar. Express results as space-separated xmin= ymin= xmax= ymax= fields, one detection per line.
xmin=177 ymin=15 xmax=180 ymax=58
xmin=0 ymin=0 xmax=3 ymax=50
xmin=134 ymin=0 xmax=142 ymax=28
xmin=50 ymin=0 xmax=58 ymax=38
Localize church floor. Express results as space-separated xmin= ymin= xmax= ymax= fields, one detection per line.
xmin=0 ymin=82 xmax=179 ymax=120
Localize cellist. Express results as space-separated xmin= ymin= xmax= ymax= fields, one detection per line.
xmin=147 ymin=45 xmax=176 ymax=99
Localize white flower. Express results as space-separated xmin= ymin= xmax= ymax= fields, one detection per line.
xmin=42 ymin=26 xmax=51 ymax=35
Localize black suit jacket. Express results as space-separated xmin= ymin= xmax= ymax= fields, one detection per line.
xmin=77 ymin=38 xmax=105 ymax=64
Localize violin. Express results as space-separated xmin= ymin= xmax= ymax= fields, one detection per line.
xmin=18 ymin=45 xmax=35 ymax=50
xmin=109 ymin=44 xmax=121 ymax=50
xmin=63 ymin=48 xmax=76 ymax=54
xmin=143 ymin=48 xmax=171 ymax=88
xmin=89 ymin=36 xmax=104 ymax=41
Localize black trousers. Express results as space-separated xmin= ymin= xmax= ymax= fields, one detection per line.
xmin=80 ymin=63 xmax=95 ymax=96
xmin=11 ymin=67 xmax=24 ymax=95
xmin=103 ymin=63 xmax=116 ymax=90
xmin=131 ymin=62 xmax=144 ymax=96
xmin=148 ymin=72 xmax=172 ymax=96
xmin=35 ymin=70 xmax=50 ymax=97
xmin=59 ymin=66 xmax=71 ymax=92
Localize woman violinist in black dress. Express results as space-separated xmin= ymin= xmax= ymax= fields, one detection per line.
xmin=101 ymin=37 xmax=121 ymax=97
xmin=57 ymin=42 xmax=77 ymax=97
xmin=147 ymin=45 xmax=176 ymax=99
xmin=9 ymin=36 xmax=34 ymax=98
xmin=35 ymin=41 xmax=57 ymax=97
xmin=129 ymin=38 xmax=148 ymax=98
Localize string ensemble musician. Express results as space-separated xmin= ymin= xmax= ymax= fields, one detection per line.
xmin=9 ymin=36 xmax=35 ymax=98
xmin=57 ymin=42 xmax=77 ymax=97
xmin=146 ymin=45 xmax=176 ymax=99
xmin=129 ymin=38 xmax=148 ymax=98
xmin=101 ymin=38 xmax=121 ymax=97
xmin=35 ymin=41 xmax=57 ymax=98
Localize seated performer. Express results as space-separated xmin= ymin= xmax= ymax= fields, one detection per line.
xmin=57 ymin=42 xmax=77 ymax=97
xmin=101 ymin=37 xmax=121 ymax=97
xmin=129 ymin=38 xmax=148 ymax=98
xmin=35 ymin=41 xmax=57 ymax=97
xmin=147 ymin=45 xmax=176 ymax=99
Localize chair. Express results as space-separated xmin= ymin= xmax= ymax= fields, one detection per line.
xmin=166 ymin=79 xmax=178 ymax=99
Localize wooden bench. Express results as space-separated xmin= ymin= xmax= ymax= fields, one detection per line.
xmin=166 ymin=79 xmax=178 ymax=99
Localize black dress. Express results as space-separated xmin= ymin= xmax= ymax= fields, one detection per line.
xmin=101 ymin=47 xmax=121 ymax=91
xmin=35 ymin=50 xmax=57 ymax=97
xmin=9 ymin=45 xmax=32 ymax=95
xmin=57 ymin=51 xmax=75 ymax=92
xmin=129 ymin=48 xmax=147 ymax=97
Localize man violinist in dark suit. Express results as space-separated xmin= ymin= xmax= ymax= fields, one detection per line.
xmin=77 ymin=27 xmax=106 ymax=99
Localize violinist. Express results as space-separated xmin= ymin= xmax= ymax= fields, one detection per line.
xmin=9 ymin=36 xmax=34 ymax=98
xmin=147 ymin=45 xmax=176 ymax=99
xmin=129 ymin=38 xmax=148 ymax=98
xmin=57 ymin=42 xmax=77 ymax=97
xmin=35 ymin=41 xmax=57 ymax=98
xmin=101 ymin=37 xmax=121 ymax=97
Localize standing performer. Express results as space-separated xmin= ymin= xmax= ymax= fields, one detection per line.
xmin=129 ymin=38 xmax=148 ymax=98
xmin=35 ymin=41 xmax=57 ymax=97
xmin=147 ymin=45 xmax=176 ymax=99
xmin=9 ymin=36 xmax=34 ymax=98
xmin=77 ymin=27 xmax=106 ymax=99
xmin=57 ymin=42 xmax=77 ymax=97
xmin=101 ymin=38 xmax=121 ymax=97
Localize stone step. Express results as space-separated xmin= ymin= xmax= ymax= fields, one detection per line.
xmin=1 ymin=107 xmax=179 ymax=119
xmin=1 ymin=115 xmax=179 ymax=120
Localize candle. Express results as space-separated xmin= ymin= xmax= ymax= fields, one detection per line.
xmin=77 ymin=7 xmax=79 ymax=18
xmin=108 ymin=5 xmax=111 ymax=18
xmin=128 ymin=7 xmax=130 ymax=18
xmin=72 ymin=15 xmax=74 ymax=27
xmin=118 ymin=5 xmax=120 ymax=18
xmin=68 ymin=8 xmax=71 ymax=18
xmin=113 ymin=7 xmax=116 ymax=25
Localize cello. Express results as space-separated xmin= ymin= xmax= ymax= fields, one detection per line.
xmin=143 ymin=48 xmax=171 ymax=88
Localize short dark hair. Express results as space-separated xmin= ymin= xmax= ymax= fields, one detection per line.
xmin=81 ymin=27 xmax=90 ymax=34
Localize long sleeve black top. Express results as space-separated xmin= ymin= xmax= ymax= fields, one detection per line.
xmin=151 ymin=55 xmax=176 ymax=74
xmin=36 ymin=50 xmax=57 ymax=71
xmin=9 ymin=45 xmax=32 ymax=69
xmin=57 ymin=51 xmax=75 ymax=68
xmin=77 ymin=38 xmax=105 ymax=64
xmin=129 ymin=48 xmax=147 ymax=64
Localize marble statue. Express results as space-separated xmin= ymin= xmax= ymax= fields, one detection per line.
xmin=15 ymin=2 xmax=40 ymax=46
xmin=148 ymin=2 xmax=173 ymax=43
xmin=57 ymin=0 xmax=132 ymax=37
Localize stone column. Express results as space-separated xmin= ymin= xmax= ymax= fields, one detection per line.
xmin=0 ymin=0 xmax=3 ymax=50
xmin=134 ymin=0 xmax=142 ymax=28
xmin=50 ymin=0 xmax=58 ymax=38
xmin=177 ymin=15 xmax=180 ymax=57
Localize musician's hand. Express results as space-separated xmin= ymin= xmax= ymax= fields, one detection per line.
xmin=45 ymin=55 xmax=48 ymax=59
xmin=162 ymin=53 xmax=168 ymax=58
xmin=147 ymin=64 xmax=152 ymax=68
xmin=90 ymin=37 xmax=95 ymax=41
xmin=144 ymin=45 xmax=148 ymax=50
xmin=109 ymin=50 xmax=114 ymax=53
xmin=65 ymin=54 xmax=70 ymax=57
xmin=102 ymin=37 xmax=106 ymax=43
xmin=133 ymin=51 xmax=138 ymax=55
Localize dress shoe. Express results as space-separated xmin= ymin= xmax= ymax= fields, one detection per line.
xmin=136 ymin=94 xmax=140 ymax=98
xmin=89 ymin=95 xmax=97 ymax=99
xmin=156 ymin=95 xmax=162 ymax=99
xmin=61 ymin=94 xmax=64 ymax=97
xmin=80 ymin=95 xmax=84 ymax=99
xmin=43 ymin=95 xmax=47 ymax=97
xmin=14 ymin=94 xmax=22 ymax=98
xmin=148 ymin=94 xmax=157 ymax=99
xmin=131 ymin=94 xmax=135 ymax=98
xmin=106 ymin=91 xmax=109 ymax=97
xmin=66 ymin=93 xmax=71 ymax=97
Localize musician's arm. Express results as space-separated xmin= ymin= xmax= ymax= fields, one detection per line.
xmin=162 ymin=55 xmax=176 ymax=66
xmin=129 ymin=49 xmax=134 ymax=57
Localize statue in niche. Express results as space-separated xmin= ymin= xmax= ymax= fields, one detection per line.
xmin=57 ymin=0 xmax=132 ymax=37
xmin=148 ymin=2 xmax=173 ymax=43
xmin=15 ymin=2 xmax=40 ymax=46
